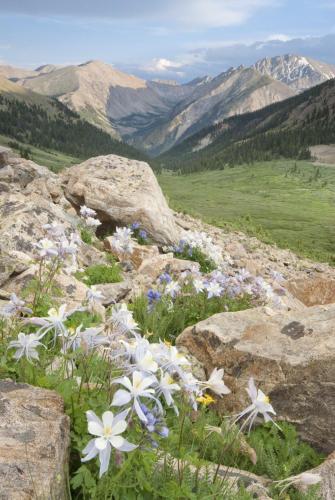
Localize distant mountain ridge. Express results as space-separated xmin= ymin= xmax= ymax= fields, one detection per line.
xmin=1 ymin=53 xmax=334 ymax=155
xmin=254 ymin=54 xmax=335 ymax=92
xmin=159 ymin=78 xmax=335 ymax=172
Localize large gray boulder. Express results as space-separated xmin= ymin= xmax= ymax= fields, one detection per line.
xmin=61 ymin=154 xmax=179 ymax=245
xmin=177 ymin=304 xmax=335 ymax=453
xmin=0 ymin=379 xmax=70 ymax=499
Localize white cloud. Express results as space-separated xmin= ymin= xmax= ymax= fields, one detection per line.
xmin=1 ymin=0 xmax=280 ymax=28
xmin=266 ymin=34 xmax=293 ymax=42
xmin=143 ymin=58 xmax=185 ymax=76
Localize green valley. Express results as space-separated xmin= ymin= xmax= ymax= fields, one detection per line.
xmin=159 ymin=159 xmax=335 ymax=264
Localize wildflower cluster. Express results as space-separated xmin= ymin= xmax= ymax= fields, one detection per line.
xmin=170 ymin=231 xmax=225 ymax=270
xmin=110 ymin=227 xmax=134 ymax=257
xmin=79 ymin=205 xmax=101 ymax=244
xmin=130 ymin=221 xmax=149 ymax=244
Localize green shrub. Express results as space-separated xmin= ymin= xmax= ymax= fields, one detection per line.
xmin=131 ymin=291 xmax=251 ymax=343
xmin=80 ymin=227 xmax=94 ymax=245
xmin=76 ymin=263 xmax=122 ymax=286
xmin=174 ymin=245 xmax=217 ymax=273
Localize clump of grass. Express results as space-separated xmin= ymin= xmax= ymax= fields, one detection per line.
xmin=131 ymin=291 xmax=251 ymax=343
xmin=174 ymin=245 xmax=217 ymax=273
xmin=80 ymin=227 xmax=94 ymax=245
xmin=76 ymin=263 xmax=122 ymax=286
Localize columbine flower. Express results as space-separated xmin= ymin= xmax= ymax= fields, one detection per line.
xmin=274 ymin=472 xmax=322 ymax=495
xmin=147 ymin=289 xmax=161 ymax=305
xmin=26 ymin=304 xmax=74 ymax=343
xmin=80 ymin=326 xmax=109 ymax=351
xmin=35 ymin=238 xmax=58 ymax=258
xmin=205 ymin=281 xmax=223 ymax=299
xmin=193 ymin=278 xmax=204 ymax=294
xmin=87 ymin=286 xmax=105 ymax=304
xmin=82 ymin=409 xmax=137 ymax=477
xmin=109 ymin=303 xmax=138 ymax=334
xmin=8 ymin=332 xmax=44 ymax=363
xmin=0 ymin=293 xmax=32 ymax=317
xmin=85 ymin=216 xmax=101 ymax=228
xmin=133 ymin=343 xmax=158 ymax=373
xmin=156 ymin=370 xmax=180 ymax=411
xmin=164 ymin=281 xmax=181 ymax=299
xmin=111 ymin=227 xmax=134 ymax=255
xmin=139 ymin=403 xmax=169 ymax=439
xmin=43 ymin=221 xmax=66 ymax=238
xmin=80 ymin=205 xmax=97 ymax=218
xmin=234 ymin=378 xmax=278 ymax=432
xmin=160 ymin=345 xmax=191 ymax=373
xmin=159 ymin=272 xmax=172 ymax=284
xmin=111 ymin=371 xmax=160 ymax=423
xmin=139 ymin=230 xmax=147 ymax=240
xmin=201 ymin=368 xmax=231 ymax=396
xmin=131 ymin=222 xmax=140 ymax=230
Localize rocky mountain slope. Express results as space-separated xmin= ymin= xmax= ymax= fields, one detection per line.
xmin=254 ymin=54 xmax=335 ymax=92
xmin=160 ymin=78 xmax=335 ymax=171
xmin=0 ymin=77 xmax=145 ymax=162
xmin=2 ymin=54 xmax=334 ymax=156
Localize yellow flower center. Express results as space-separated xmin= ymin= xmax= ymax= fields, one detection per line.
xmin=263 ymin=395 xmax=270 ymax=404
xmin=103 ymin=426 xmax=112 ymax=438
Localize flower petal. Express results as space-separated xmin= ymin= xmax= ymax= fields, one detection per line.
xmin=88 ymin=421 xmax=103 ymax=437
xmin=99 ymin=443 xmax=111 ymax=477
xmin=95 ymin=437 xmax=108 ymax=450
xmin=102 ymin=411 xmax=114 ymax=428
xmin=111 ymin=389 xmax=132 ymax=407
xmin=111 ymin=419 xmax=127 ymax=436
xmin=116 ymin=438 xmax=138 ymax=452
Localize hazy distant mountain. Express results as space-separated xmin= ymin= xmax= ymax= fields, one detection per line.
xmin=254 ymin=54 xmax=335 ymax=92
xmin=2 ymin=54 xmax=334 ymax=155
xmin=160 ymin=78 xmax=335 ymax=172
xmin=128 ymin=66 xmax=294 ymax=155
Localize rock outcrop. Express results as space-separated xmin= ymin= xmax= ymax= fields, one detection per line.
xmin=177 ymin=304 xmax=335 ymax=453
xmin=62 ymin=154 xmax=179 ymax=245
xmin=0 ymin=379 xmax=70 ymax=499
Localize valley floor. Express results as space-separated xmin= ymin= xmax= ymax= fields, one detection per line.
xmin=158 ymin=159 xmax=335 ymax=264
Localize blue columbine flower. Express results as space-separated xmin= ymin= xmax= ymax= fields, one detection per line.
xmin=159 ymin=272 xmax=172 ymax=284
xmin=147 ymin=289 xmax=161 ymax=304
xmin=139 ymin=230 xmax=147 ymax=240
xmin=131 ymin=222 xmax=140 ymax=230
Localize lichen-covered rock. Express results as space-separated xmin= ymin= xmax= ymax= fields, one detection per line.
xmin=62 ymin=154 xmax=179 ymax=245
xmin=0 ymin=379 xmax=70 ymax=499
xmin=177 ymin=304 xmax=335 ymax=453
xmin=95 ymin=281 xmax=132 ymax=305
xmin=104 ymin=238 xmax=160 ymax=269
xmin=138 ymin=253 xmax=200 ymax=281
xmin=300 ymin=451 xmax=335 ymax=499
xmin=0 ymin=156 xmax=56 ymax=189
xmin=287 ymin=277 xmax=335 ymax=307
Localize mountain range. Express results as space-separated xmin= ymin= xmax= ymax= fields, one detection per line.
xmin=1 ymin=53 xmax=335 ymax=157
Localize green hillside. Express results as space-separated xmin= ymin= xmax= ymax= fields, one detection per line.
xmin=158 ymin=79 xmax=335 ymax=173
xmin=0 ymin=82 xmax=146 ymax=168
xmin=159 ymin=160 xmax=335 ymax=264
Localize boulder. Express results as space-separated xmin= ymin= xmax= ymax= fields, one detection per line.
xmin=138 ymin=254 xmax=200 ymax=281
xmin=287 ymin=277 xmax=335 ymax=307
xmin=104 ymin=238 xmax=159 ymax=269
xmin=0 ymin=192 xmax=78 ymax=262
xmin=3 ymin=266 xmax=89 ymax=310
xmin=299 ymin=452 xmax=335 ymax=499
xmin=0 ymin=156 xmax=56 ymax=189
xmin=95 ymin=281 xmax=132 ymax=305
xmin=177 ymin=304 xmax=335 ymax=453
xmin=62 ymin=154 xmax=179 ymax=245
xmin=0 ymin=379 xmax=70 ymax=499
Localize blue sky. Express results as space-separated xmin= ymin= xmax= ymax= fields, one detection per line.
xmin=0 ymin=0 xmax=334 ymax=81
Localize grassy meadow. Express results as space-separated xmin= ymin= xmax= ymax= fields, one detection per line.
xmin=158 ymin=159 xmax=335 ymax=264
xmin=0 ymin=134 xmax=80 ymax=172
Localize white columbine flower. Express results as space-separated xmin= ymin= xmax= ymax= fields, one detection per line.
xmin=234 ymin=378 xmax=279 ymax=432
xmin=111 ymin=370 xmax=159 ymax=423
xmin=0 ymin=293 xmax=32 ymax=317
xmin=82 ymin=409 xmax=137 ymax=477
xmin=8 ymin=332 xmax=44 ymax=363
xmin=193 ymin=278 xmax=205 ymax=294
xmin=274 ymin=472 xmax=322 ymax=495
xmin=205 ymin=281 xmax=223 ymax=299
xmin=164 ymin=281 xmax=181 ymax=299
xmin=110 ymin=303 xmax=138 ymax=334
xmin=133 ymin=342 xmax=158 ymax=373
xmin=35 ymin=238 xmax=58 ymax=258
xmin=156 ymin=370 xmax=180 ymax=410
xmin=87 ymin=286 xmax=105 ymax=304
xmin=80 ymin=205 xmax=97 ymax=218
xmin=26 ymin=304 xmax=74 ymax=343
xmin=85 ymin=216 xmax=101 ymax=228
xmin=201 ymin=367 xmax=231 ymax=396
xmin=111 ymin=227 xmax=134 ymax=255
